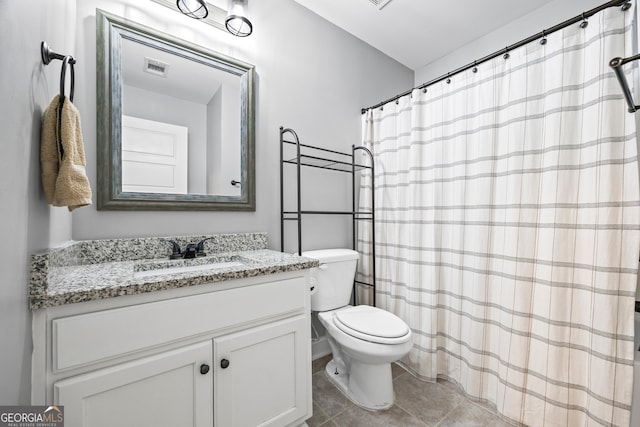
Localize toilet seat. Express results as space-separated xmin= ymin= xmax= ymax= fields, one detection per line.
xmin=333 ymin=305 xmax=411 ymax=345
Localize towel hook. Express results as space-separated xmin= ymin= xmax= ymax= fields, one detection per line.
xmin=41 ymin=41 xmax=65 ymax=65
xmin=41 ymin=41 xmax=76 ymax=67
xmin=41 ymin=41 xmax=76 ymax=103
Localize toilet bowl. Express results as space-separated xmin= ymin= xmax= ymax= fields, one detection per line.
xmin=318 ymin=305 xmax=412 ymax=409
xmin=303 ymin=249 xmax=413 ymax=410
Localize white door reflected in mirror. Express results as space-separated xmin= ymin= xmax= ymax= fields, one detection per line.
xmin=121 ymin=116 xmax=188 ymax=194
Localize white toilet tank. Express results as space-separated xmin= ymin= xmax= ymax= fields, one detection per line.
xmin=302 ymin=249 xmax=359 ymax=311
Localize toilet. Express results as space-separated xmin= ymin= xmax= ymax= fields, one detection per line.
xmin=303 ymin=248 xmax=412 ymax=410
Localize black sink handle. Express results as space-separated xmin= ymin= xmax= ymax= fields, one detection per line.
xmin=195 ymin=237 xmax=215 ymax=256
xmin=162 ymin=239 xmax=183 ymax=259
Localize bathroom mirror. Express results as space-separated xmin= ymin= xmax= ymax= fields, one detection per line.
xmin=96 ymin=9 xmax=255 ymax=210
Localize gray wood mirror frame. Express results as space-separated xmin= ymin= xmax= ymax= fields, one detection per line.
xmin=96 ymin=9 xmax=255 ymax=211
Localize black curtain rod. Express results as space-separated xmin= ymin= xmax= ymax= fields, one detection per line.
xmin=361 ymin=0 xmax=632 ymax=114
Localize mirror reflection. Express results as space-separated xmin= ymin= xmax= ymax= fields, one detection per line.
xmin=96 ymin=9 xmax=255 ymax=211
xmin=121 ymin=38 xmax=241 ymax=197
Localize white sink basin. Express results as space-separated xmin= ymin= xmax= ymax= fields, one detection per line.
xmin=134 ymin=261 xmax=244 ymax=279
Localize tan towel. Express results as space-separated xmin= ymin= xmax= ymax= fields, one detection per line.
xmin=40 ymin=95 xmax=92 ymax=211
xmin=40 ymin=95 xmax=61 ymax=204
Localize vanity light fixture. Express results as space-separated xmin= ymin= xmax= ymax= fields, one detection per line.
xmin=151 ymin=0 xmax=226 ymax=30
xmin=226 ymin=0 xmax=252 ymax=37
xmin=176 ymin=0 xmax=208 ymax=19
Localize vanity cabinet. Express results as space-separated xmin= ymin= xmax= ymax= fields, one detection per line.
xmin=214 ymin=316 xmax=308 ymax=427
xmin=31 ymin=271 xmax=312 ymax=427
xmin=55 ymin=341 xmax=213 ymax=427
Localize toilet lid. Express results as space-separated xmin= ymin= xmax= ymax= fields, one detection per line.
xmin=334 ymin=306 xmax=410 ymax=344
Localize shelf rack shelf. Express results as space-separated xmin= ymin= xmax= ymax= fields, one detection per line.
xmin=279 ymin=127 xmax=376 ymax=306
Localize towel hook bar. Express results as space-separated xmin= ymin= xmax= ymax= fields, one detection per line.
xmin=609 ymin=53 xmax=640 ymax=113
xmin=41 ymin=41 xmax=75 ymax=66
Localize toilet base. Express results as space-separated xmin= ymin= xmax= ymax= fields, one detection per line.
xmin=324 ymin=359 xmax=394 ymax=410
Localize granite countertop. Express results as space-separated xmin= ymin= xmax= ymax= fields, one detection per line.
xmin=29 ymin=233 xmax=319 ymax=310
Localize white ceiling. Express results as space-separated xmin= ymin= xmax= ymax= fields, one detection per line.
xmin=293 ymin=0 xmax=555 ymax=70
xmin=121 ymin=37 xmax=238 ymax=105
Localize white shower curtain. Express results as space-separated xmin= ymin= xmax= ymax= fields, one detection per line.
xmin=357 ymin=6 xmax=639 ymax=427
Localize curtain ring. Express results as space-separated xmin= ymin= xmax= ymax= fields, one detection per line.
xmin=621 ymin=1 xmax=631 ymax=11
xmin=503 ymin=47 xmax=510 ymax=60
xmin=423 ymin=87 xmax=427 ymax=93
xmin=446 ymin=73 xmax=451 ymax=84
xmin=395 ymin=99 xmax=399 ymax=105
xmin=472 ymin=61 xmax=478 ymax=73
xmin=540 ymin=30 xmax=547 ymax=45
xmin=579 ymin=13 xmax=588 ymax=29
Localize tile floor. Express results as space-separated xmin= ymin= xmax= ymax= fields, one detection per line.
xmin=308 ymin=355 xmax=514 ymax=427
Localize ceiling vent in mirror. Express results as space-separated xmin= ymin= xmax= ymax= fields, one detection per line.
xmin=150 ymin=0 xmax=227 ymax=31
xmin=368 ymin=0 xmax=393 ymax=10
xmin=143 ymin=58 xmax=170 ymax=77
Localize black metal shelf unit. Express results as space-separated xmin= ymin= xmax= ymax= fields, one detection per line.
xmin=279 ymin=127 xmax=377 ymax=306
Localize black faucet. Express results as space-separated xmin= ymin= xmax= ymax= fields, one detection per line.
xmin=164 ymin=238 xmax=213 ymax=259
xmin=182 ymin=243 xmax=198 ymax=259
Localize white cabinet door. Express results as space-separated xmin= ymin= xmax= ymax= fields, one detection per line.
xmin=55 ymin=341 xmax=213 ymax=427
xmin=214 ymin=315 xmax=310 ymax=427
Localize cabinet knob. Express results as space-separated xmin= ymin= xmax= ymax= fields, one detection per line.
xmin=220 ymin=358 xmax=230 ymax=369
xmin=200 ymin=364 xmax=210 ymax=375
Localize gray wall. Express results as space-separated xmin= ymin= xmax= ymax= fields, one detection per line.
xmin=0 ymin=0 xmax=75 ymax=405
xmin=219 ymin=82 xmax=242 ymax=197
xmin=71 ymin=0 xmax=414 ymax=253
xmin=415 ymin=0 xmax=607 ymax=85
xmin=207 ymin=88 xmax=223 ymax=194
